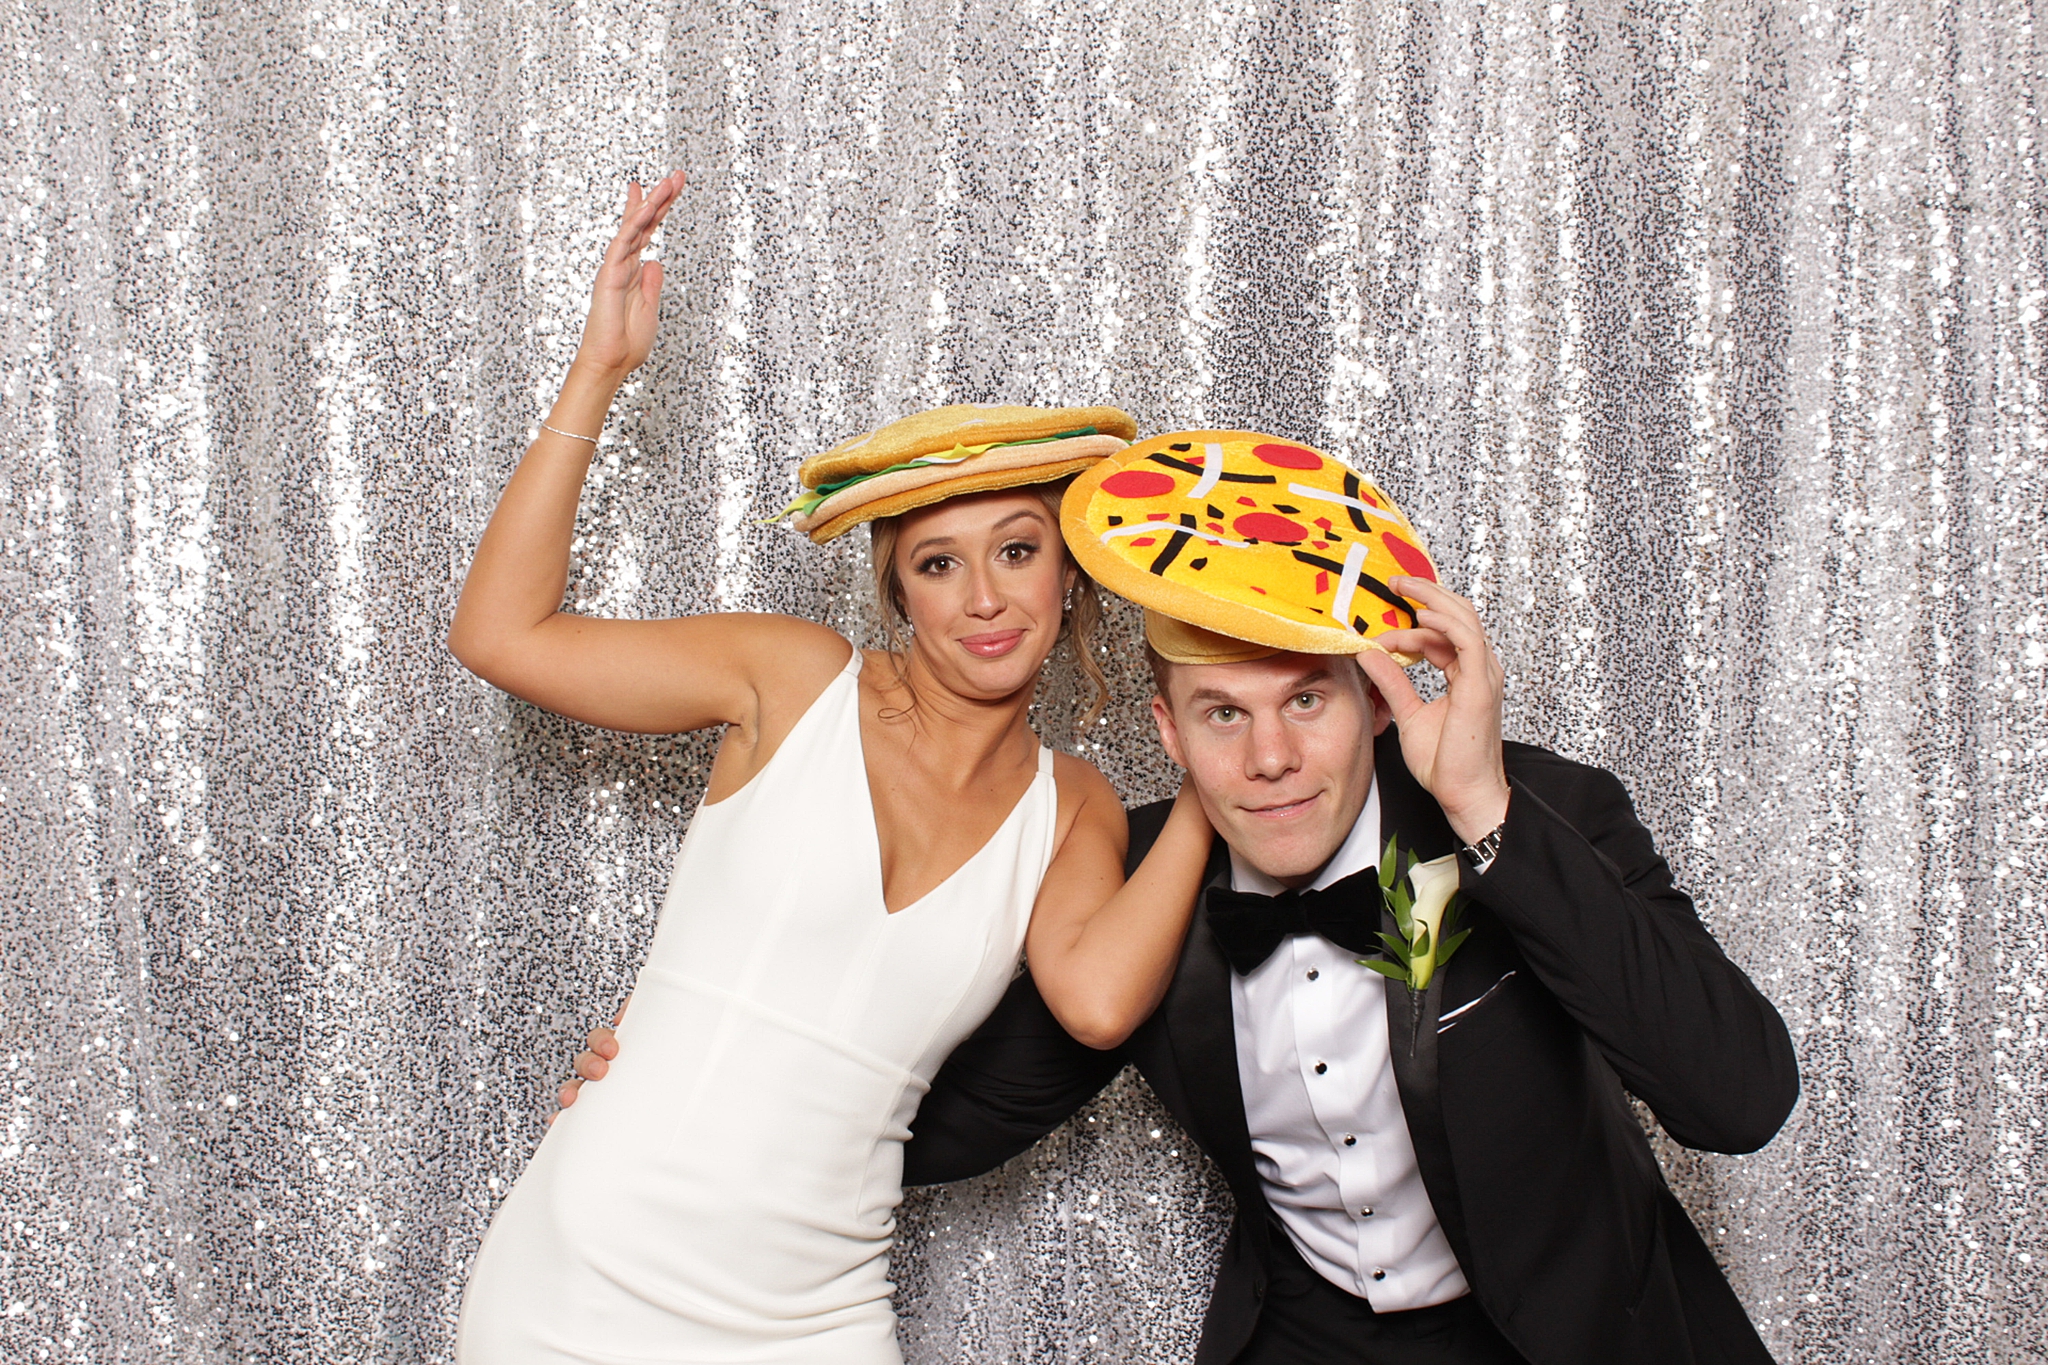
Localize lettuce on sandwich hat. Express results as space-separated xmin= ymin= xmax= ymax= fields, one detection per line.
xmin=788 ymin=403 xmax=1136 ymax=544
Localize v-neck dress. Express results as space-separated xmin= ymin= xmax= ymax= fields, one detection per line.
xmin=457 ymin=646 xmax=1057 ymax=1364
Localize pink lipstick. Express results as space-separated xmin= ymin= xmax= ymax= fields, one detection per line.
xmin=959 ymin=629 xmax=1026 ymax=659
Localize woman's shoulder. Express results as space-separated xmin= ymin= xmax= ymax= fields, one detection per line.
xmin=715 ymin=613 xmax=856 ymax=699
xmin=1050 ymin=749 xmax=1118 ymax=793
xmin=1050 ymin=751 xmax=1129 ymax=829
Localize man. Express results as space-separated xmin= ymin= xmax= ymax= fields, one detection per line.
xmin=567 ymin=435 xmax=1798 ymax=1364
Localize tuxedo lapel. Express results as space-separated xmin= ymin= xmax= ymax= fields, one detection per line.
xmin=1372 ymin=725 xmax=1460 ymax=870
xmin=1159 ymin=838 xmax=1263 ymax=1198
xmin=1373 ymin=728 xmax=1477 ymax=1268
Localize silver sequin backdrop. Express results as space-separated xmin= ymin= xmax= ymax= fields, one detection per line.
xmin=2 ymin=0 xmax=2042 ymax=1360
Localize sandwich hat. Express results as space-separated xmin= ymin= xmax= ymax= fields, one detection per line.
xmin=789 ymin=403 xmax=1135 ymax=544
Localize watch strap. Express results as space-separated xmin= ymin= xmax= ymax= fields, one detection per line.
xmin=1460 ymin=822 xmax=1506 ymax=875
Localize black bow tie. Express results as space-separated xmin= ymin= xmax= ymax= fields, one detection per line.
xmin=1205 ymin=868 xmax=1387 ymax=975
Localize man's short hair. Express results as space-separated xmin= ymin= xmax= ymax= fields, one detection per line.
xmin=1144 ymin=640 xmax=1175 ymax=707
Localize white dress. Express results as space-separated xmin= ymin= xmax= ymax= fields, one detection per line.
xmin=457 ymin=646 xmax=1057 ymax=1363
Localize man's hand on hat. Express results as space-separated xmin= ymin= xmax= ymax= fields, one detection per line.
xmin=1355 ymin=578 xmax=1511 ymax=846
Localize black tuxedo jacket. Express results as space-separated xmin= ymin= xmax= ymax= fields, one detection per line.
xmin=903 ymin=730 xmax=1799 ymax=1365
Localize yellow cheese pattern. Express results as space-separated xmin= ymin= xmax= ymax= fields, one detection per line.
xmin=1061 ymin=430 xmax=1439 ymax=655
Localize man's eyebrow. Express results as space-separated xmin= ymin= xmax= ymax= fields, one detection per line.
xmin=1182 ymin=666 xmax=1336 ymax=708
xmin=1282 ymin=665 xmax=1337 ymax=691
xmin=906 ymin=509 xmax=1047 ymax=559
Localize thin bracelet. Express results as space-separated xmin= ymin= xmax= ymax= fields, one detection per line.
xmin=539 ymin=420 xmax=599 ymax=445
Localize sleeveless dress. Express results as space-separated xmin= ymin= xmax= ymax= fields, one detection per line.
xmin=457 ymin=647 xmax=1058 ymax=1363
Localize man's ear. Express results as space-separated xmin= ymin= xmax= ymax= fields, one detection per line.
xmin=1365 ymin=678 xmax=1394 ymax=737
xmin=1150 ymin=693 xmax=1189 ymax=769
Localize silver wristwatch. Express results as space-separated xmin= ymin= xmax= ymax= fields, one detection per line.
xmin=1460 ymin=822 xmax=1506 ymax=875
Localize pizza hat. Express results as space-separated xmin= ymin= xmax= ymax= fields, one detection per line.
xmin=1141 ymin=610 xmax=1284 ymax=665
xmin=787 ymin=403 xmax=1138 ymax=544
xmin=1059 ymin=430 xmax=1438 ymax=665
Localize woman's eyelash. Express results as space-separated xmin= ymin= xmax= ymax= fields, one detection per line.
xmin=916 ymin=541 xmax=1036 ymax=573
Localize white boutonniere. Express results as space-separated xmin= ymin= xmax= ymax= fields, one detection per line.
xmin=1360 ymin=837 xmax=1470 ymax=992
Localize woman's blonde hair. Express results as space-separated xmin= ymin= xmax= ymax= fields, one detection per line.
xmin=867 ymin=481 xmax=1109 ymax=728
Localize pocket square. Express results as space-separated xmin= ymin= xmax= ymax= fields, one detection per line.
xmin=1437 ymin=970 xmax=1518 ymax=1034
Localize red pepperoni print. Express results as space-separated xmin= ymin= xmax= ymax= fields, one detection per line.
xmin=1128 ymin=537 xmax=1157 ymax=548
xmin=1101 ymin=470 xmax=1177 ymax=499
xmin=1382 ymin=533 xmax=1436 ymax=580
xmin=1233 ymin=512 xmax=1309 ymax=542
xmin=1253 ymin=443 xmax=1323 ymax=470
xmin=1383 ymin=609 xmax=1402 ymax=627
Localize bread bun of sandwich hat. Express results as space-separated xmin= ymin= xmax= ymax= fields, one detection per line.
xmin=1057 ymin=429 xmax=1437 ymax=667
xmin=784 ymin=402 xmax=1138 ymax=544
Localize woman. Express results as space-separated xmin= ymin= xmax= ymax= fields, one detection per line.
xmin=448 ymin=173 xmax=1211 ymax=1363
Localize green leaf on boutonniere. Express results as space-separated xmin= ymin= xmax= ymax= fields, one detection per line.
xmin=1359 ymin=835 xmax=1470 ymax=993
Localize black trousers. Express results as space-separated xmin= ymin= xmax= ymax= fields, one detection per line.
xmin=1235 ymin=1230 xmax=1529 ymax=1365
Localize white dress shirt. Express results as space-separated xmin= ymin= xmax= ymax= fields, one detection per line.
xmin=1227 ymin=777 xmax=1471 ymax=1310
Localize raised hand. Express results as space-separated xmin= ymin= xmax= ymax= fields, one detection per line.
xmin=572 ymin=171 xmax=687 ymax=380
xmin=1355 ymin=577 xmax=1511 ymax=846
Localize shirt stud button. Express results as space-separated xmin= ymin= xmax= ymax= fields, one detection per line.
xmin=1344 ymin=1134 xmax=1357 ymax=1146
xmin=1306 ymin=968 xmax=1319 ymax=981
xmin=1360 ymin=1207 xmax=1374 ymax=1217
xmin=1372 ymin=1268 xmax=1387 ymax=1281
xmin=1314 ymin=1061 xmax=1328 ymax=1075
